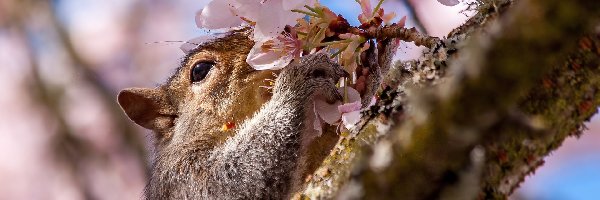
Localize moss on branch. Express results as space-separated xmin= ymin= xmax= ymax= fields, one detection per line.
xmin=480 ymin=34 xmax=600 ymax=199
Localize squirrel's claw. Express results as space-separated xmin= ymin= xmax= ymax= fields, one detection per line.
xmin=357 ymin=40 xmax=379 ymax=107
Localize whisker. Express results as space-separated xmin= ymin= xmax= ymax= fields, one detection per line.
xmin=144 ymin=40 xmax=187 ymax=45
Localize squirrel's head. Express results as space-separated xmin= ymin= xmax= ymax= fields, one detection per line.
xmin=118 ymin=29 xmax=276 ymax=149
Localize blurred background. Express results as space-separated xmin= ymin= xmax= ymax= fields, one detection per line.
xmin=0 ymin=0 xmax=597 ymax=199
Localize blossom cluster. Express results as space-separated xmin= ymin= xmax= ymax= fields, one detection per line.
xmin=188 ymin=0 xmax=458 ymax=132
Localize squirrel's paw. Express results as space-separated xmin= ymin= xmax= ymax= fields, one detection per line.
xmin=356 ymin=39 xmax=399 ymax=107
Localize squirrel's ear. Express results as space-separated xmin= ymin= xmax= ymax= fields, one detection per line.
xmin=118 ymin=88 xmax=176 ymax=132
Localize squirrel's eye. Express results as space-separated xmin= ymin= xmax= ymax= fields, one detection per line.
xmin=191 ymin=62 xmax=214 ymax=82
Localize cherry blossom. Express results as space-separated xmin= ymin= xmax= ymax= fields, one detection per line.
xmin=252 ymin=0 xmax=309 ymax=42
xmin=358 ymin=0 xmax=374 ymax=24
xmin=192 ymin=0 xmax=404 ymax=131
xmin=339 ymin=92 xmax=376 ymax=130
xmin=196 ymin=0 xmax=317 ymax=70
xmin=437 ymin=0 xmax=460 ymax=6
xmin=246 ymin=29 xmax=303 ymax=70
xmin=313 ymin=87 xmax=373 ymax=132
xmin=333 ymin=33 xmax=369 ymax=73
xmin=358 ymin=0 xmax=396 ymax=27
xmin=295 ymin=4 xmax=338 ymax=44
xmin=195 ymin=0 xmax=244 ymax=29
xmin=196 ymin=0 xmax=314 ymax=42
xmin=338 ymin=100 xmax=362 ymax=130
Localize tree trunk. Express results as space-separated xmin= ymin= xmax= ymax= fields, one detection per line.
xmin=298 ymin=0 xmax=600 ymax=199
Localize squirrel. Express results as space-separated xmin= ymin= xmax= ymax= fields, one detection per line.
xmin=118 ymin=28 xmax=397 ymax=199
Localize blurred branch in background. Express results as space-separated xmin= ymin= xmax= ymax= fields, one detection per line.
xmin=43 ymin=0 xmax=148 ymax=163
xmin=0 ymin=0 xmax=151 ymax=199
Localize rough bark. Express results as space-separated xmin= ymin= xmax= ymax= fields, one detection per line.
xmin=298 ymin=0 xmax=600 ymax=199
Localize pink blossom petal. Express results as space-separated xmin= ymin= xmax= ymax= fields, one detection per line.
xmin=233 ymin=0 xmax=260 ymax=5
xmin=246 ymin=33 xmax=303 ymax=70
xmin=382 ymin=12 xmax=397 ymax=25
xmin=397 ymin=16 xmax=407 ymax=27
xmin=313 ymin=87 xmax=363 ymax=126
xmin=180 ymin=35 xmax=218 ymax=53
xmin=231 ymin=0 xmax=262 ymax=22
xmin=339 ymin=88 xmax=365 ymax=129
xmin=246 ymin=43 xmax=293 ymax=70
xmin=341 ymin=111 xmax=361 ymax=129
xmin=253 ymin=0 xmax=304 ymax=42
xmin=338 ymin=101 xmax=362 ymax=113
xmin=196 ymin=0 xmax=244 ymax=29
xmin=359 ymin=0 xmax=372 ymax=18
xmin=437 ymin=0 xmax=460 ymax=6
xmin=283 ymin=0 xmax=314 ymax=10
xmin=314 ymin=97 xmax=342 ymax=124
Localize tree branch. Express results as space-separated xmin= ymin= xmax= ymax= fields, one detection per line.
xmin=299 ymin=0 xmax=600 ymax=199
xmin=349 ymin=25 xmax=441 ymax=49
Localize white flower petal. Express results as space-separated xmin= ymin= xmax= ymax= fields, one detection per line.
xmin=314 ymin=97 xmax=342 ymax=124
xmin=253 ymin=0 xmax=304 ymax=42
xmin=314 ymin=86 xmax=363 ymax=125
xmin=283 ymin=0 xmax=314 ymax=10
xmin=342 ymin=111 xmax=361 ymax=129
xmin=253 ymin=20 xmax=282 ymax=42
xmin=196 ymin=0 xmax=244 ymax=29
xmin=338 ymin=101 xmax=362 ymax=113
xmin=232 ymin=0 xmax=262 ymax=22
xmin=437 ymin=0 xmax=460 ymax=6
xmin=359 ymin=0 xmax=372 ymax=18
xmin=246 ymin=43 xmax=293 ymax=70
xmin=232 ymin=0 xmax=259 ymax=4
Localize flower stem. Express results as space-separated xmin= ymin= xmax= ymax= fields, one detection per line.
xmin=310 ymin=27 xmax=327 ymax=46
xmin=318 ymin=40 xmax=350 ymax=47
xmin=303 ymin=5 xmax=322 ymax=16
xmin=291 ymin=9 xmax=320 ymax=17
xmin=330 ymin=46 xmax=348 ymax=58
xmin=372 ymin=0 xmax=385 ymax=17
xmin=296 ymin=31 xmax=307 ymax=36
xmin=343 ymin=80 xmax=349 ymax=103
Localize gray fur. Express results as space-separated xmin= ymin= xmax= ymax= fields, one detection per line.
xmin=144 ymin=53 xmax=345 ymax=199
xmin=362 ymin=39 xmax=398 ymax=107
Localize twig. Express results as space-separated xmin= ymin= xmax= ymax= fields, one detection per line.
xmin=350 ymin=25 xmax=441 ymax=49
xmin=44 ymin=2 xmax=147 ymax=162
